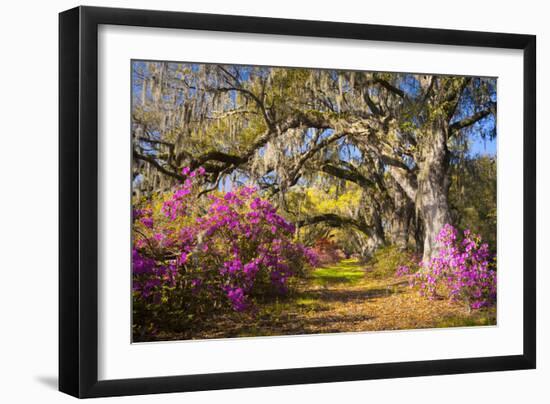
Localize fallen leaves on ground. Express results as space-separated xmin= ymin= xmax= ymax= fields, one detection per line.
xmin=155 ymin=259 xmax=496 ymax=341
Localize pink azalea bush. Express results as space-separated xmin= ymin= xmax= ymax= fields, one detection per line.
xmin=396 ymin=224 xmax=496 ymax=310
xmin=132 ymin=167 xmax=316 ymax=337
xmin=309 ymin=237 xmax=345 ymax=266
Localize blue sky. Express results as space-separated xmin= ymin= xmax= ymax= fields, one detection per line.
xmin=471 ymin=136 xmax=496 ymax=156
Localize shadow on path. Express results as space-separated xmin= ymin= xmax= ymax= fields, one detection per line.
xmin=302 ymin=287 xmax=403 ymax=303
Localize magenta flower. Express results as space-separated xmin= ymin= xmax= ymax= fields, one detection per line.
xmin=133 ymin=172 xmax=314 ymax=316
xmin=140 ymin=217 xmax=154 ymax=229
xmin=179 ymin=252 xmax=188 ymax=265
xmin=410 ymin=224 xmax=496 ymax=309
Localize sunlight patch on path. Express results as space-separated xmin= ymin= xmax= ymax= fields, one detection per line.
xmin=309 ymin=258 xmax=366 ymax=286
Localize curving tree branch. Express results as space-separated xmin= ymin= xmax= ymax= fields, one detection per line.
xmin=449 ymin=102 xmax=496 ymax=133
xmin=296 ymin=213 xmax=373 ymax=236
xmin=321 ymin=164 xmax=376 ymax=189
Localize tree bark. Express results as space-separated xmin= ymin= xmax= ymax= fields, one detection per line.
xmin=416 ymin=123 xmax=452 ymax=262
xmin=365 ymin=206 xmax=385 ymax=257
xmin=413 ymin=215 xmax=424 ymax=254
xmin=390 ymin=186 xmax=413 ymax=249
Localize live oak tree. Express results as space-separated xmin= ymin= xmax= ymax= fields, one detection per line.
xmin=132 ymin=62 xmax=496 ymax=262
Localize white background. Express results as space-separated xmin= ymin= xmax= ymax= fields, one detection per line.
xmin=0 ymin=0 xmax=547 ymax=403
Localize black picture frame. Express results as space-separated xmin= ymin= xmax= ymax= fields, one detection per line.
xmin=59 ymin=5 xmax=536 ymax=398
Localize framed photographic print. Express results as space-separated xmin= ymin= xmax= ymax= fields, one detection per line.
xmin=59 ymin=6 xmax=536 ymax=398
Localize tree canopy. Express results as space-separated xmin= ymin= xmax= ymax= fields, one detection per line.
xmin=132 ymin=61 xmax=496 ymax=261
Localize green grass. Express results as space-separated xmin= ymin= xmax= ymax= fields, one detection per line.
xmin=295 ymin=297 xmax=321 ymax=306
xmin=367 ymin=245 xmax=416 ymax=279
xmin=310 ymin=259 xmax=366 ymax=286
xmin=435 ymin=311 xmax=496 ymax=328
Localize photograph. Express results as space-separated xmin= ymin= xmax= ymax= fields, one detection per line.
xmin=131 ymin=61 xmax=497 ymax=342
xmin=0 ymin=0 xmax=542 ymax=401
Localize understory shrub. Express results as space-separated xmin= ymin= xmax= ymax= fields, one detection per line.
xmin=309 ymin=237 xmax=345 ymax=266
xmin=132 ymin=167 xmax=316 ymax=338
xmin=369 ymin=245 xmax=419 ymax=279
xmin=397 ymin=224 xmax=496 ymax=310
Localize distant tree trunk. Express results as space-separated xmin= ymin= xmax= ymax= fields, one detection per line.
xmin=372 ymin=203 xmax=386 ymax=244
xmin=411 ymin=214 xmax=423 ymax=254
xmin=363 ymin=204 xmax=385 ymax=258
xmin=390 ymin=186 xmax=413 ymax=249
xmin=417 ymin=123 xmax=452 ymax=262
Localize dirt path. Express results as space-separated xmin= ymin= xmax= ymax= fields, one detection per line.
xmin=156 ymin=259 xmax=496 ymax=341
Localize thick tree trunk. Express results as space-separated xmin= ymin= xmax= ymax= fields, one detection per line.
xmin=357 ymin=207 xmax=385 ymax=259
xmin=362 ymin=232 xmax=384 ymax=259
xmin=413 ymin=216 xmax=424 ymax=254
xmin=390 ymin=186 xmax=413 ymax=249
xmin=417 ymin=125 xmax=452 ymax=262
xmin=371 ymin=204 xmax=386 ymax=246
